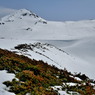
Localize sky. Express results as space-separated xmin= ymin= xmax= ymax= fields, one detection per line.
xmin=0 ymin=0 xmax=95 ymax=21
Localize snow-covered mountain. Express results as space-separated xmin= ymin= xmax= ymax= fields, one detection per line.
xmin=0 ymin=9 xmax=95 ymax=95
xmin=0 ymin=9 xmax=47 ymax=39
xmin=0 ymin=9 xmax=95 ymax=40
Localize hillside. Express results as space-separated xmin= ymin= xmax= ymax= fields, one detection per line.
xmin=0 ymin=48 xmax=95 ymax=95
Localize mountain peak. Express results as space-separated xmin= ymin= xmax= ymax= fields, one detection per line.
xmin=15 ymin=9 xmax=39 ymax=18
xmin=17 ymin=9 xmax=32 ymax=13
xmin=1 ymin=9 xmax=46 ymax=22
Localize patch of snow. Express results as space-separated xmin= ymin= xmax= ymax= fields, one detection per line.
xmin=74 ymin=77 xmax=82 ymax=81
xmin=63 ymin=82 xmax=77 ymax=86
xmin=58 ymin=90 xmax=69 ymax=95
xmin=0 ymin=70 xmax=15 ymax=95
xmin=70 ymin=75 xmax=82 ymax=81
xmin=51 ymin=86 xmax=62 ymax=91
xmin=58 ymin=90 xmax=80 ymax=95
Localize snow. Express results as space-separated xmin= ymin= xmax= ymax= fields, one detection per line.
xmin=51 ymin=86 xmax=69 ymax=95
xmin=58 ymin=91 xmax=80 ymax=95
xmin=0 ymin=70 xmax=15 ymax=95
xmin=51 ymin=86 xmax=62 ymax=91
xmin=74 ymin=77 xmax=82 ymax=81
xmin=58 ymin=91 xmax=69 ymax=95
xmin=63 ymin=82 xmax=77 ymax=86
xmin=51 ymin=86 xmax=80 ymax=95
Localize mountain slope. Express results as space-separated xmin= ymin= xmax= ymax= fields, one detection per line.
xmin=0 ymin=39 xmax=93 ymax=79
xmin=13 ymin=42 xmax=90 ymax=75
xmin=0 ymin=48 xmax=95 ymax=95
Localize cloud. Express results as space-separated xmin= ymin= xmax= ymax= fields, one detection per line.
xmin=0 ymin=7 xmax=16 ymax=18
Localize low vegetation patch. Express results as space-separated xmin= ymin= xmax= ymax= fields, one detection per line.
xmin=0 ymin=48 xmax=95 ymax=95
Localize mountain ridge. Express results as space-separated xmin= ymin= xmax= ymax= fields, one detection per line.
xmin=1 ymin=9 xmax=45 ymax=22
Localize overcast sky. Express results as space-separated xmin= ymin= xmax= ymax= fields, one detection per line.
xmin=0 ymin=0 xmax=95 ymax=21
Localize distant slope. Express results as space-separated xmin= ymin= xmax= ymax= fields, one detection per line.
xmin=0 ymin=9 xmax=95 ymax=40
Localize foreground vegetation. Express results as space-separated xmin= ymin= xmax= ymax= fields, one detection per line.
xmin=0 ymin=48 xmax=95 ymax=95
